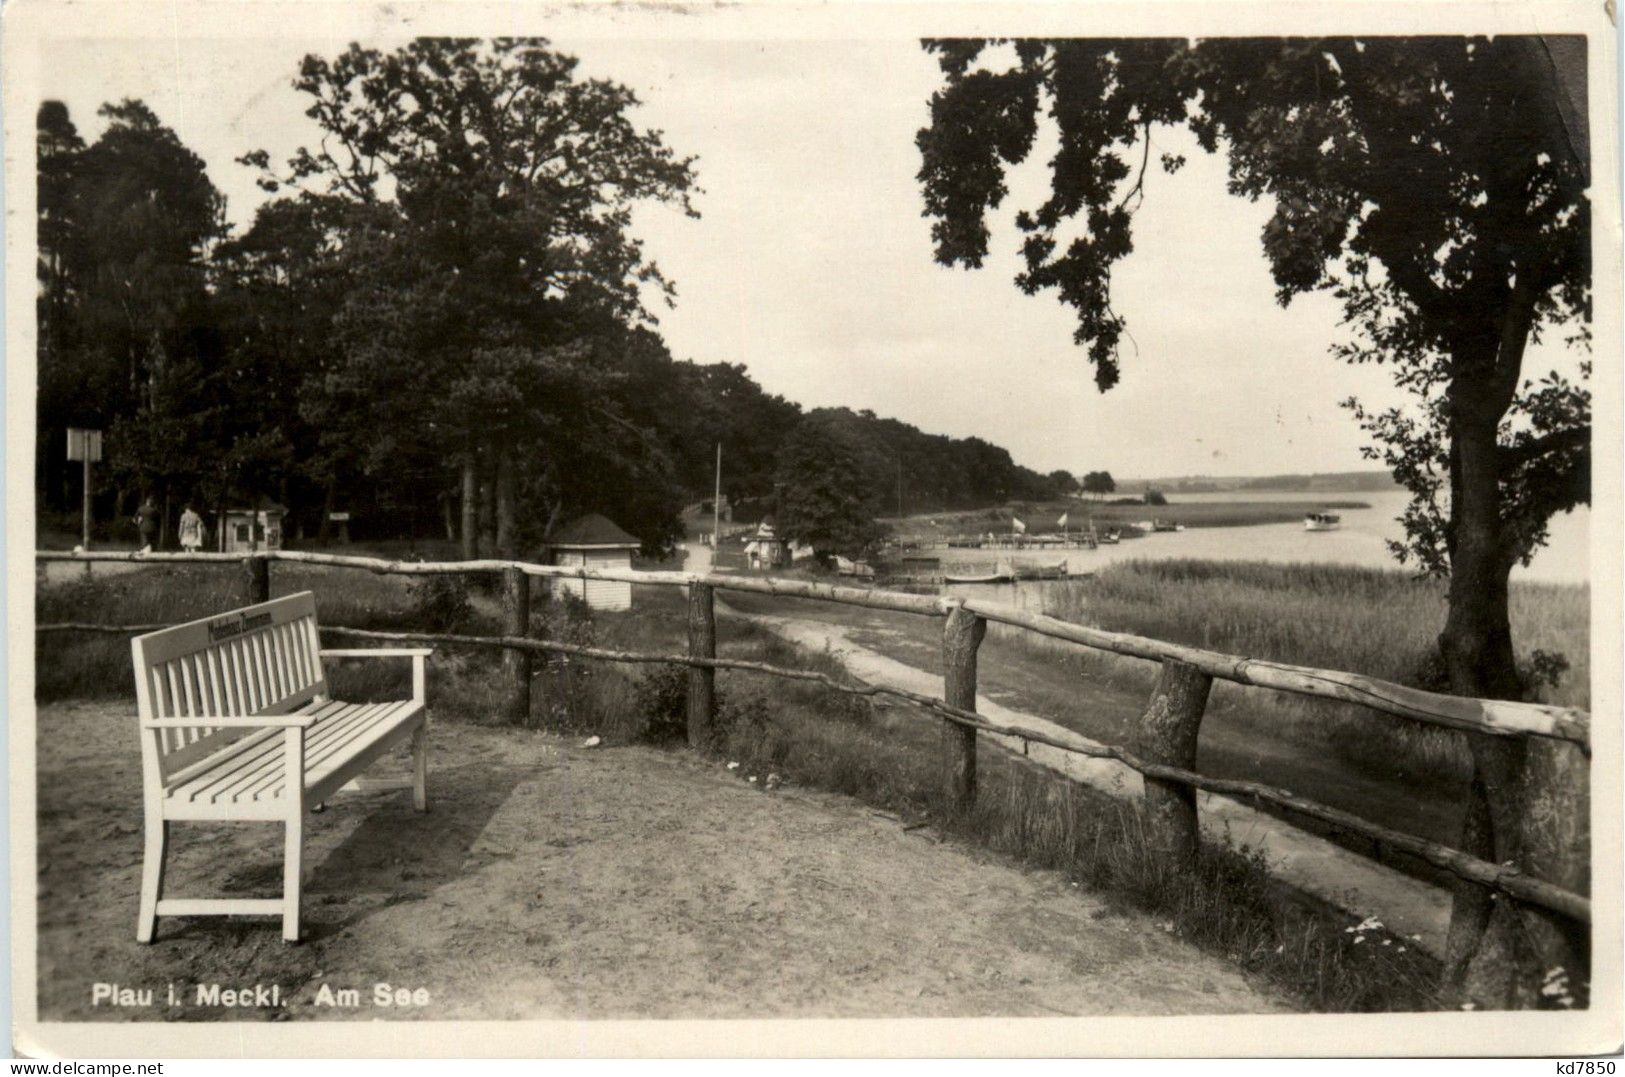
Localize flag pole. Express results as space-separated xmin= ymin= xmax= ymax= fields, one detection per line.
xmin=713 ymin=442 xmax=722 ymax=549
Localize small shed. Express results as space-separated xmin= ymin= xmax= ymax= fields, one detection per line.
xmin=743 ymin=521 xmax=789 ymax=570
xmin=546 ymin=514 xmax=642 ymax=611
xmin=217 ymin=502 xmax=287 ymax=553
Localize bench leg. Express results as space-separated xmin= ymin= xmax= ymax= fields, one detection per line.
xmin=282 ymin=817 xmax=303 ymax=942
xmin=411 ymin=723 xmax=429 ymax=812
xmin=136 ymin=817 xmax=168 ymax=943
xmin=283 ymin=727 xmax=305 ymax=942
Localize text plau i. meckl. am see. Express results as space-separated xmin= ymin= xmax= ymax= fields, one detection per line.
xmin=91 ymin=981 xmax=431 ymax=1010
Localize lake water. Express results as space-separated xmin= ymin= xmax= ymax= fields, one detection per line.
xmin=939 ymin=489 xmax=1590 ymax=599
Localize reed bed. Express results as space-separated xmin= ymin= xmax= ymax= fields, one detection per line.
xmin=1003 ymin=559 xmax=1588 ymax=780
xmin=1045 ymin=559 xmax=1589 ymax=707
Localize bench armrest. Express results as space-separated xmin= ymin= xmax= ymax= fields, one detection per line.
xmin=142 ymin=715 xmax=318 ymax=729
xmin=319 ymin=648 xmax=431 ymax=705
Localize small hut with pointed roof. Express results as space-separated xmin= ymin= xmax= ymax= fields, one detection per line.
xmin=545 ymin=513 xmax=642 ymax=610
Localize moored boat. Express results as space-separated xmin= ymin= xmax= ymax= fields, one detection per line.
xmin=1304 ymin=512 xmax=1342 ymax=531
xmin=942 ymin=571 xmax=1013 ymax=584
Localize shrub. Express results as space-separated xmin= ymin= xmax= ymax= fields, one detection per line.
xmin=410 ymin=573 xmax=472 ymax=632
xmin=718 ymin=689 xmax=770 ymax=741
xmin=822 ymin=690 xmax=874 ymax=726
xmin=1414 ymin=639 xmax=1571 ymax=700
xmin=633 ymin=663 xmax=693 ymax=744
xmin=528 ymin=596 xmax=598 ymax=730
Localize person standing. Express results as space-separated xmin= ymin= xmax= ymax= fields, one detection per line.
xmin=179 ymin=504 xmax=204 ymax=553
xmin=134 ymin=497 xmax=157 ymax=552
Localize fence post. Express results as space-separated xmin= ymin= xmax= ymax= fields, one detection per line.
xmin=1447 ymin=735 xmax=1590 ymax=1007
xmin=502 ymin=567 xmax=531 ymax=724
xmin=1135 ymin=658 xmax=1212 ymax=865
xmin=687 ymin=583 xmax=716 ymax=749
xmin=941 ymin=605 xmax=985 ymax=813
xmin=244 ymin=555 xmax=270 ymax=605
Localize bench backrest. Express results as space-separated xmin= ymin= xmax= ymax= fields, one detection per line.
xmin=131 ymin=592 xmax=326 ymax=784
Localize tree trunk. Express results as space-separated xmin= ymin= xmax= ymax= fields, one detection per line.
xmin=317 ymin=480 xmax=336 ymax=543
xmin=279 ymin=477 xmax=291 ymax=544
xmin=478 ymin=448 xmax=497 ymax=554
xmin=495 ymin=444 xmax=516 ymax=558
xmin=216 ymin=472 xmax=230 ymax=553
xmin=1441 ymin=391 xmax=1589 ymax=1008
xmin=460 ymin=453 xmax=479 ymax=560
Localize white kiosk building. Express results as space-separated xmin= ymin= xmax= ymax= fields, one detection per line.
xmin=545 ymin=514 xmax=642 ymax=610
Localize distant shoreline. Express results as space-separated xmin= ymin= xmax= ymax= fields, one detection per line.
xmin=885 ymin=499 xmax=1375 ymax=537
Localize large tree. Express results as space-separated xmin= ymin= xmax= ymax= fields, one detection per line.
xmin=37 ymin=100 xmax=226 ymax=542
xmin=210 ymin=195 xmax=356 ymax=537
xmin=918 ymin=36 xmax=1590 ymax=1007
xmin=774 ymin=418 xmax=887 ymax=560
xmin=36 ymin=101 xmax=87 ymax=514
xmin=247 ymin=38 xmax=698 ymax=556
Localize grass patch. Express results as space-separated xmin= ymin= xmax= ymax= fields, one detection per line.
xmin=34 ymin=561 xmax=514 ymax=721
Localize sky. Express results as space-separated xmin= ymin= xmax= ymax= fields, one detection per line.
xmin=35 ymin=31 xmax=1580 ymax=480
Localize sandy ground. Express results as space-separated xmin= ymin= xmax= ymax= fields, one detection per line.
xmin=34 ymin=701 xmax=1289 ymax=1021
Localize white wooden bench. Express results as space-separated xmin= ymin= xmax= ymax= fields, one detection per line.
xmin=131 ymin=591 xmax=430 ymax=942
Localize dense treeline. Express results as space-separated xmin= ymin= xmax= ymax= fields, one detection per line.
xmin=787 ymin=407 xmax=1065 ymax=518
xmin=37 ymin=41 xmax=1066 ymax=557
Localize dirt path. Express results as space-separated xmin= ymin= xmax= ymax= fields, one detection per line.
xmin=36 ymin=702 xmax=1290 ymax=1021
xmin=691 ymin=543 xmax=1451 ymax=957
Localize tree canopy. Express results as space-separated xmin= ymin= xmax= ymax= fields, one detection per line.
xmin=774 ymin=417 xmax=888 ymax=559
xmin=38 ymin=44 xmax=1069 ymax=554
xmin=243 ymin=38 xmax=700 ymax=556
xmin=917 ymin=35 xmax=1590 ymax=684
xmin=917 ymin=34 xmax=1592 ymax=1006
xmin=1080 ymin=470 xmax=1115 ymax=497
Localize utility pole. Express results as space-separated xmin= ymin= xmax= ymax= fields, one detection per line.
xmin=896 ymin=458 xmax=903 ymax=518
xmin=713 ymin=442 xmax=722 ymax=550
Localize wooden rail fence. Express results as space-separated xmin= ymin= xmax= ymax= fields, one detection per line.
xmin=35 ymin=549 xmax=1592 ymax=960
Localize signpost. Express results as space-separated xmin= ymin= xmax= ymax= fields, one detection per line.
xmin=66 ymin=428 xmax=102 ymax=552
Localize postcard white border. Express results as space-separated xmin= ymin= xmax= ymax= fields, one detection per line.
xmin=4 ymin=0 xmax=1620 ymax=1058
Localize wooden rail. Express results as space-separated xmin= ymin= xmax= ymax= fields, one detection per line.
xmin=36 ymin=546 xmax=1592 ymax=992
xmin=34 ymin=548 xmax=1589 ymax=749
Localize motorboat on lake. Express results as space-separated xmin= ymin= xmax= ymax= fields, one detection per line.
xmin=1304 ymin=512 xmax=1343 ymax=532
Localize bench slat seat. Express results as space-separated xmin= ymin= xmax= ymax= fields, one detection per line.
xmin=132 ymin=592 xmax=431 ymax=941
xmin=163 ymin=699 xmax=423 ymax=816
